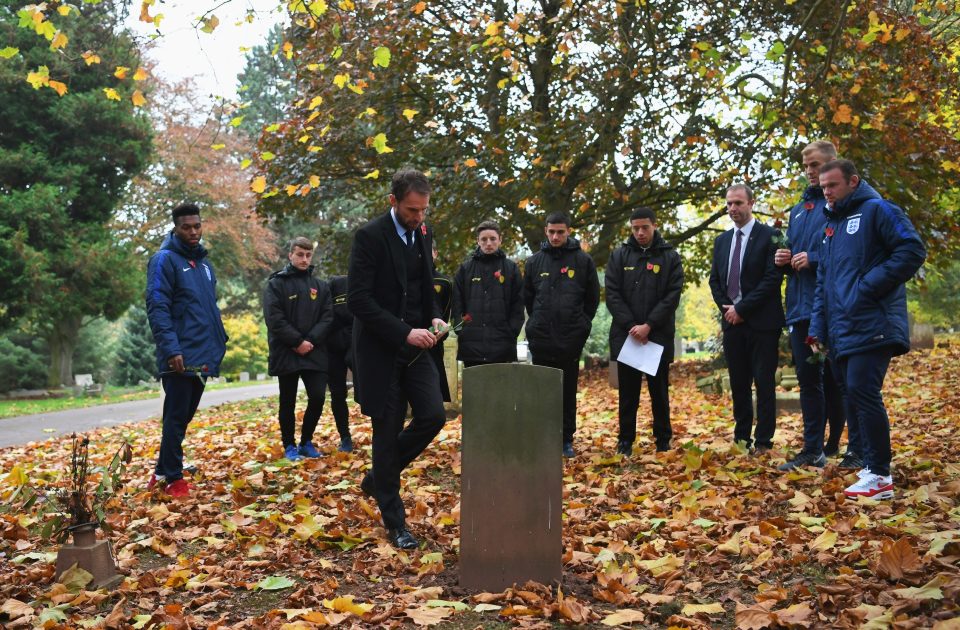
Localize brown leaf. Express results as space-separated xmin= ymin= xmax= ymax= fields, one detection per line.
xmin=735 ymin=602 xmax=776 ymax=630
xmin=874 ymin=537 xmax=923 ymax=581
xmin=404 ymin=606 xmax=451 ymax=626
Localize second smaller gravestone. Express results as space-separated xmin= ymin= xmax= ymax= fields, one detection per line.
xmin=460 ymin=363 xmax=562 ymax=591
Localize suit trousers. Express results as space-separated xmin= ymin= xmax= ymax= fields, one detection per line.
xmin=722 ymin=324 xmax=780 ymax=448
xmin=617 ymin=358 xmax=672 ymax=449
xmin=156 ymin=373 xmax=205 ymax=482
xmin=371 ymin=351 xmax=446 ymax=530
xmin=532 ymin=355 xmax=580 ymax=444
xmin=326 ymin=350 xmax=352 ymax=440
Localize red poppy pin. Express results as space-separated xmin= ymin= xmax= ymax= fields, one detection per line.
xmin=310 ymin=287 xmax=318 ymax=300
xmin=560 ymin=266 xmax=568 ymax=274
xmin=420 ymin=223 xmax=427 ymax=235
xmin=825 ymin=227 xmax=834 ymax=237
xmin=189 ymin=260 xmax=196 ymax=268
xmin=804 ymin=202 xmax=815 ymax=210
xmin=646 ymin=262 xmax=654 ymax=270
xmin=494 ymin=270 xmax=504 ymax=283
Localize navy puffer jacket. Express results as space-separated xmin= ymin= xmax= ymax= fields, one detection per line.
xmin=782 ymin=186 xmax=829 ymax=325
xmin=146 ymin=233 xmax=228 ymax=376
xmin=809 ymin=180 xmax=926 ymax=359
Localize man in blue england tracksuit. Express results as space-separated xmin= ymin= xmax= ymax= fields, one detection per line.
xmin=810 ymin=160 xmax=926 ymax=500
xmin=774 ymin=141 xmax=848 ymax=471
xmin=145 ymin=204 xmax=228 ymax=499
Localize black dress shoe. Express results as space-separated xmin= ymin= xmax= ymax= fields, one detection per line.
xmin=387 ymin=527 xmax=418 ymax=549
xmin=360 ymin=472 xmax=375 ymax=497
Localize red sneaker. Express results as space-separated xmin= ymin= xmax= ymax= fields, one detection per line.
xmin=147 ymin=473 xmax=165 ymax=490
xmin=165 ymin=478 xmax=192 ymax=498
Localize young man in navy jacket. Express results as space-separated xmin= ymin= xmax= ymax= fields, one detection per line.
xmin=810 ymin=159 xmax=926 ymax=500
xmin=774 ymin=141 xmax=848 ymax=471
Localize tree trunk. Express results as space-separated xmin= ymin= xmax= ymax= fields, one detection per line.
xmin=47 ymin=315 xmax=82 ymax=388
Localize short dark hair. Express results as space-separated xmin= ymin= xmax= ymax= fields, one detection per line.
xmin=475 ymin=219 xmax=501 ymax=236
xmin=172 ymin=203 xmax=201 ymax=225
xmin=391 ymin=168 xmax=431 ymax=202
xmin=727 ymin=183 xmax=754 ymax=202
xmin=288 ymin=236 xmax=313 ymax=253
xmin=820 ymin=158 xmax=859 ymax=182
xmin=629 ymin=207 xmax=657 ymax=223
xmin=545 ymin=211 xmax=571 ymax=227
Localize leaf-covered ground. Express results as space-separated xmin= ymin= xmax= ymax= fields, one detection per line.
xmin=1 ymin=339 xmax=959 ymax=629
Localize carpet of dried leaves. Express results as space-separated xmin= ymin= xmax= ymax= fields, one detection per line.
xmin=1 ymin=339 xmax=958 ymax=629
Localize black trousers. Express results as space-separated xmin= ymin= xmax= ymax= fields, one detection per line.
xmin=722 ymin=325 xmax=780 ymax=448
xmin=277 ymin=370 xmax=327 ymax=448
xmin=326 ymin=350 xmax=352 ymax=440
xmin=617 ymin=358 xmax=672 ymax=448
xmin=371 ymin=352 xmax=446 ymax=530
xmin=532 ymin=355 xmax=580 ymax=444
xmin=156 ymin=373 xmax=205 ymax=482
xmin=788 ymin=320 xmax=847 ymax=454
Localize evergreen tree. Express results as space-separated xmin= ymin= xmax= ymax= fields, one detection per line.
xmin=113 ymin=306 xmax=157 ymax=386
xmin=235 ymin=23 xmax=297 ymax=140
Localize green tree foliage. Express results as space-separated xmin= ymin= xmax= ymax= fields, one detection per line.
xmin=235 ymin=23 xmax=298 ymax=140
xmin=0 ymin=0 xmax=152 ymax=386
xmin=220 ymin=314 xmax=268 ymax=378
xmin=676 ymin=281 xmax=719 ymax=343
xmin=909 ymin=262 xmax=960 ymax=329
xmin=248 ymin=0 xmax=960 ymax=274
xmin=0 ymin=332 xmax=47 ymax=393
xmin=113 ymin=306 xmax=157 ymax=386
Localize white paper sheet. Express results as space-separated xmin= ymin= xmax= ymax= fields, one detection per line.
xmin=616 ymin=337 xmax=664 ymax=376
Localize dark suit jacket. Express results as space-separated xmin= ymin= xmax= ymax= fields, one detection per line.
xmin=347 ymin=212 xmax=441 ymax=417
xmin=708 ymin=221 xmax=785 ymax=332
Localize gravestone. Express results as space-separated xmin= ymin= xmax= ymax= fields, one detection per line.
xmin=460 ymin=363 xmax=562 ymax=591
xmin=74 ymin=374 xmax=94 ymax=387
xmin=239 ymin=372 xmax=250 ymax=382
xmin=443 ymin=335 xmax=459 ymax=416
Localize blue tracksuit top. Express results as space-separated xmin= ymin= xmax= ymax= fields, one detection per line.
xmin=146 ymin=233 xmax=228 ymax=376
xmin=783 ymin=186 xmax=829 ymax=325
xmin=809 ymin=180 xmax=926 ymax=359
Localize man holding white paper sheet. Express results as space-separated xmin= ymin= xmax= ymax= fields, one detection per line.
xmin=605 ymin=207 xmax=684 ymax=455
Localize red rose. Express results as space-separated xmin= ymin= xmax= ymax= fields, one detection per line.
xmin=804 ymin=202 xmax=815 ymax=210
xmin=646 ymin=262 xmax=654 ymax=270
xmin=805 ymin=336 xmax=817 ymax=346
xmin=462 ymin=313 xmax=473 ymax=324
xmin=825 ymin=227 xmax=834 ymax=237
xmin=420 ymin=223 xmax=427 ymax=235
xmin=494 ymin=270 xmax=502 ymax=278
xmin=773 ymin=219 xmax=783 ymax=229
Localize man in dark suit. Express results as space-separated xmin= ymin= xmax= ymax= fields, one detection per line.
xmin=347 ymin=169 xmax=448 ymax=549
xmin=708 ymin=184 xmax=785 ymax=451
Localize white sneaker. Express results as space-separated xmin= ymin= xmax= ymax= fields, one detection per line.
xmin=856 ymin=467 xmax=872 ymax=478
xmin=844 ymin=472 xmax=893 ymax=500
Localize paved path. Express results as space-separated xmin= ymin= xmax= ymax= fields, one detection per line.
xmin=0 ymin=383 xmax=279 ymax=448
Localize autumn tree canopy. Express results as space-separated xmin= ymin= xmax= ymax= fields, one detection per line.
xmin=248 ymin=0 xmax=960 ymax=270
xmin=0 ymin=0 xmax=152 ymax=386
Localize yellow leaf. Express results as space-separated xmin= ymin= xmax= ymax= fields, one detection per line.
xmin=518 ymin=198 xmax=529 ymax=209
xmin=485 ymin=22 xmax=500 ymax=36
xmin=251 ymin=176 xmax=266 ymax=193
xmin=464 ymin=158 xmax=478 ymax=167
xmin=402 ymin=108 xmax=419 ymax=121
xmin=200 ymin=15 xmax=220 ymax=34
xmin=370 ymin=132 xmax=393 ymax=154
xmin=333 ymin=73 xmax=349 ymax=88
xmin=115 ymin=66 xmax=130 ymax=79
xmin=139 ymin=0 xmax=155 ymax=23
xmin=322 ymin=595 xmax=374 ymax=616
xmin=26 ymin=66 xmax=50 ymax=89
xmin=681 ymin=602 xmax=725 ymax=616
xmin=808 ymin=529 xmax=838 ymax=552
xmin=308 ymin=0 xmax=328 ymax=16
xmin=635 ymin=554 xmax=681 ymax=577
xmin=131 ymin=90 xmax=146 ymax=107
xmin=4 ymin=465 xmax=27 ymax=486
xmin=240 ymin=158 xmax=252 ymax=169
xmin=50 ymin=31 xmax=68 ymax=50
xmin=48 ymin=80 xmax=68 ymax=96
xmin=832 ymin=104 xmax=853 ymax=124
xmin=412 ymin=1 xmax=427 ymax=14
xmin=309 ymin=175 xmax=320 ymax=187
xmin=601 ymin=609 xmax=645 ymax=626
xmin=133 ymin=67 xmax=148 ymax=81
xmin=308 ymin=95 xmax=323 ymax=110
xmin=58 ymin=5 xmax=71 ymax=15
xmin=286 ymin=184 xmax=299 ymax=196
xmin=717 ymin=532 xmax=741 ymax=555
xmin=210 ymin=144 xmax=226 ymax=150
xmin=283 ymin=41 xmax=294 ymax=59
xmin=82 ymin=51 xmax=101 ymax=65
xmin=363 ymin=170 xmax=380 ymax=179
xmin=338 ymin=0 xmax=355 ymax=10
xmin=103 ymin=87 xmax=121 ymax=101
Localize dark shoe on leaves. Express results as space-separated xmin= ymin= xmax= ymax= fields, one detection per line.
xmin=838 ymin=452 xmax=863 ymax=470
xmin=562 ymin=442 xmax=575 ymax=458
xmin=360 ymin=472 xmax=375 ymax=498
xmin=387 ymin=527 xmax=419 ymax=549
xmin=778 ymin=451 xmax=827 ymax=471
xmin=823 ymin=441 xmax=840 ymax=458
xmin=182 ymin=461 xmax=199 ymax=475
xmin=339 ymin=436 xmax=354 ymax=453
xmin=616 ymin=440 xmax=632 ymax=456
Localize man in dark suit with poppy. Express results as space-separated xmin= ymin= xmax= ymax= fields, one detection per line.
xmin=347 ymin=168 xmax=448 ymax=549
xmin=708 ymin=184 xmax=785 ymax=452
